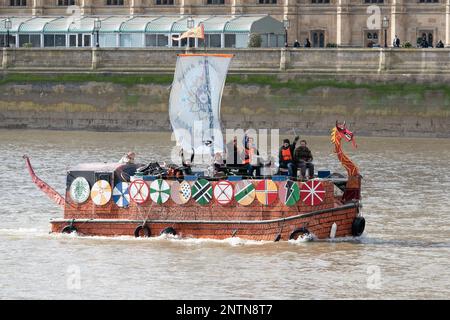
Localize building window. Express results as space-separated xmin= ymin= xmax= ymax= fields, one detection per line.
xmin=258 ymin=0 xmax=277 ymax=3
xmin=19 ymin=34 xmax=40 ymax=47
xmin=207 ymin=34 xmax=221 ymax=47
xmin=0 ymin=34 xmax=16 ymax=47
xmin=207 ymin=0 xmax=224 ymax=3
xmin=146 ymin=34 xmax=169 ymax=47
xmin=418 ymin=0 xmax=439 ymax=3
xmin=311 ymin=31 xmax=325 ymax=47
xmin=57 ymin=0 xmax=75 ymax=5
xmin=10 ymin=0 xmax=27 ymax=6
xmin=44 ymin=34 xmax=66 ymax=47
xmin=364 ymin=0 xmax=384 ymax=3
xmin=311 ymin=0 xmax=330 ymax=3
xmin=106 ymin=0 xmax=124 ymax=5
xmin=224 ymin=34 xmax=236 ymax=48
xmin=365 ymin=31 xmax=379 ymax=47
xmin=155 ymin=0 xmax=174 ymax=4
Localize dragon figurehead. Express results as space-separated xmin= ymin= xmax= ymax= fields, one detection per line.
xmin=331 ymin=121 xmax=360 ymax=177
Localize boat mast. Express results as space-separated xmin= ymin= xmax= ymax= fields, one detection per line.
xmin=203 ymin=55 xmax=214 ymax=158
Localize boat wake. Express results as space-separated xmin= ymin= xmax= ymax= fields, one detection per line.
xmin=45 ymin=231 xmax=273 ymax=246
xmin=321 ymin=234 xmax=450 ymax=248
xmin=0 ymin=227 xmax=49 ymax=237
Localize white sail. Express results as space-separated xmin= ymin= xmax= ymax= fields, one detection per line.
xmin=169 ymin=54 xmax=233 ymax=157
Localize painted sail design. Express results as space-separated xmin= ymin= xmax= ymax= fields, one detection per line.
xmin=169 ymin=54 xmax=233 ymax=156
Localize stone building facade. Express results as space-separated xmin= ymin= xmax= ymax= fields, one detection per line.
xmin=1 ymin=0 xmax=450 ymax=47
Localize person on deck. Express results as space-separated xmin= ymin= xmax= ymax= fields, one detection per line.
xmin=278 ymin=136 xmax=299 ymax=178
xmin=213 ymin=152 xmax=226 ymax=176
xmin=226 ymin=136 xmax=241 ymax=166
xmin=119 ymin=152 xmax=135 ymax=164
xmin=243 ymin=137 xmax=260 ymax=177
xmin=294 ymin=140 xmax=315 ymax=179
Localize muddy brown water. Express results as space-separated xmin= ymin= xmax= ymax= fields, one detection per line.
xmin=0 ymin=129 xmax=449 ymax=299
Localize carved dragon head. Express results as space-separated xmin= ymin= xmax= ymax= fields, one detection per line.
xmin=334 ymin=120 xmax=357 ymax=148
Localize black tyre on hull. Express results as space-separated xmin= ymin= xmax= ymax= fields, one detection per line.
xmin=351 ymin=217 xmax=366 ymax=237
xmin=160 ymin=227 xmax=177 ymax=236
xmin=134 ymin=225 xmax=150 ymax=238
xmin=289 ymin=227 xmax=311 ymax=241
xmin=62 ymin=225 xmax=77 ymax=234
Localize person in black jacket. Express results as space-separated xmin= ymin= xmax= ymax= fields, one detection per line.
xmin=294 ymin=140 xmax=315 ymax=179
xmin=304 ymin=38 xmax=311 ymax=48
xmin=278 ymin=136 xmax=299 ymax=177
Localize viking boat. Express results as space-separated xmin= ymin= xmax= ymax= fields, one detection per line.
xmin=24 ymin=53 xmax=365 ymax=241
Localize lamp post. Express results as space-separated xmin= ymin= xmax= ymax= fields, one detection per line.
xmin=94 ymin=18 xmax=101 ymax=48
xmin=187 ymin=16 xmax=194 ymax=49
xmin=283 ymin=18 xmax=290 ymax=47
xmin=5 ymin=18 xmax=12 ymax=48
xmin=382 ymin=16 xmax=389 ymax=48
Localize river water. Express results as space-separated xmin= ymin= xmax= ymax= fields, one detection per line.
xmin=0 ymin=129 xmax=449 ymax=299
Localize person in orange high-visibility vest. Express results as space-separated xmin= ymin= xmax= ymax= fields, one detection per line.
xmin=243 ymin=137 xmax=260 ymax=177
xmin=278 ymin=136 xmax=299 ymax=178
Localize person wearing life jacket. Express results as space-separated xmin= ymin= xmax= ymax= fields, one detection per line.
xmin=278 ymin=136 xmax=299 ymax=177
xmin=243 ymin=137 xmax=260 ymax=177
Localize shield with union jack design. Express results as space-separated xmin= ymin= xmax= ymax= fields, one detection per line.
xmin=300 ymin=180 xmax=326 ymax=206
xmin=255 ymin=180 xmax=278 ymax=205
xmin=213 ymin=180 xmax=234 ymax=205
xmin=129 ymin=179 xmax=150 ymax=204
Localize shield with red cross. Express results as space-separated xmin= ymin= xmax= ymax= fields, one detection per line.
xmin=255 ymin=180 xmax=278 ymax=205
xmin=129 ymin=179 xmax=150 ymax=204
xmin=300 ymin=180 xmax=326 ymax=206
xmin=213 ymin=180 xmax=234 ymax=205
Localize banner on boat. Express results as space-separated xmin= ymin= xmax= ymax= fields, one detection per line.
xmin=169 ymin=54 xmax=233 ymax=158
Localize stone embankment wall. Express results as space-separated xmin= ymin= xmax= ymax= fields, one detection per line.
xmin=1 ymin=73 xmax=449 ymax=137
xmin=1 ymin=48 xmax=450 ymax=137
xmin=2 ymin=48 xmax=450 ymax=78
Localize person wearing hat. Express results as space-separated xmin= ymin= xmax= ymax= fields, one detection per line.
xmin=278 ymin=136 xmax=299 ymax=177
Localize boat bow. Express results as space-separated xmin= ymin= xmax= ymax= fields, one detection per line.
xmin=23 ymin=155 xmax=65 ymax=207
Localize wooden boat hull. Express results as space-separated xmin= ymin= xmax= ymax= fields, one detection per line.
xmin=50 ymin=201 xmax=361 ymax=241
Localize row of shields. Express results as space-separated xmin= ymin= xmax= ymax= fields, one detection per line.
xmin=69 ymin=177 xmax=326 ymax=208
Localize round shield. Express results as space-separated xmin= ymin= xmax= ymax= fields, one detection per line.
xmin=300 ymin=180 xmax=326 ymax=206
xmin=90 ymin=180 xmax=112 ymax=206
xmin=171 ymin=180 xmax=191 ymax=205
xmin=69 ymin=177 xmax=90 ymax=204
xmin=129 ymin=179 xmax=150 ymax=204
xmin=234 ymin=180 xmax=255 ymax=206
xmin=113 ymin=182 xmax=130 ymax=208
xmin=191 ymin=179 xmax=213 ymax=205
xmin=213 ymin=180 xmax=234 ymax=205
xmin=150 ymin=179 xmax=171 ymax=204
xmin=278 ymin=180 xmax=300 ymax=207
xmin=255 ymin=180 xmax=278 ymax=205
